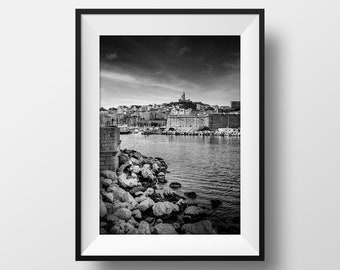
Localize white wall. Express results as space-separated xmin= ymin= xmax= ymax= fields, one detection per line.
xmin=1 ymin=0 xmax=339 ymax=269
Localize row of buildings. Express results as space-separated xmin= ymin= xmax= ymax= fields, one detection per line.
xmin=100 ymin=92 xmax=240 ymax=131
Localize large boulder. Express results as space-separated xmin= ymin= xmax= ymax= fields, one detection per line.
xmin=141 ymin=165 xmax=155 ymax=180
xmin=129 ymin=186 xmax=146 ymax=195
xmin=184 ymin=206 xmax=206 ymax=216
xmin=107 ymin=186 xmax=137 ymax=207
xmin=127 ymin=217 xmax=139 ymax=227
xmin=122 ymin=192 xmax=138 ymax=207
xmin=144 ymin=188 xmax=154 ymax=196
xmin=130 ymin=157 xmax=140 ymax=165
xmin=130 ymin=172 xmax=138 ymax=179
xmin=135 ymin=194 xmax=147 ymax=203
xmin=100 ymin=200 xmax=107 ymax=217
xmin=132 ymin=209 xmax=142 ymax=219
xmin=181 ymin=220 xmax=215 ymax=234
xmin=110 ymin=221 xmax=135 ymax=234
xmin=100 ymin=170 xmax=117 ymax=181
xmin=118 ymin=173 xmax=139 ymax=188
xmin=102 ymin=192 xmax=114 ymax=203
xmin=152 ymin=162 xmax=160 ymax=172
xmin=110 ymin=186 xmax=127 ymax=201
xmin=101 ymin=178 xmax=113 ymax=188
xmin=110 ymin=223 xmax=125 ymax=234
xmin=138 ymin=220 xmax=151 ymax=234
xmin=152 ymin=201 xmax=179 ymax=217
xmin=107 ymin=214 xmax=124 ymax=224
xmin=138 ymin=198 xmax=155 ymax=212
xmin=114 ymin=208 xmax=132 ymax=221
xmin=154 ymin=223 xmax=177 ymax=234
xmin=134 ymin=191 xmax=144 ymax=196
xmin=131 ymin=165 xmax=140 ymax=174
xmin=106 ymin=183 xmax=120 ymax=192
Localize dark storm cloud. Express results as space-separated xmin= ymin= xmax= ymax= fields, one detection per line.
xmin=100 ymin=36 xmax=240 ymax=108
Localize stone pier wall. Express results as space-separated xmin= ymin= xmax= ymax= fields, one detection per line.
xmin=167 ymin=113 xmax=240 ymax=131
xmin=166 ymin=115 xmax=209 ymax=131
xmin=100 ymin=127 xmax=120 ymax=172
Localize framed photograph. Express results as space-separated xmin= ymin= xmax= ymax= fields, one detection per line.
xmin=76 ymin=9 xmax=264 ymax=261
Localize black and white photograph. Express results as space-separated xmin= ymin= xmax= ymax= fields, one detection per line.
xmin=6 ymin=0 xmax=340 ymax=268
xmin=99 ymin=36 xmax=241 ymax=235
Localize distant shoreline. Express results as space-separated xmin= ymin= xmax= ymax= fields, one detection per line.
xmin=120 ymin=130 xmax=241 ymax=137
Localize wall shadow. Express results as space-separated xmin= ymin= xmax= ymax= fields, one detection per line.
xmin=94 ymin=33 xmax=283 ymax=270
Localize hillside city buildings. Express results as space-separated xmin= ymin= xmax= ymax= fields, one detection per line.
xmin=100 ymin=92 xmax=240 ymax=131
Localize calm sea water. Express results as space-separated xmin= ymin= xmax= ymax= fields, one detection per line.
xmin=120 ymin=134 xmax=240 ymax=228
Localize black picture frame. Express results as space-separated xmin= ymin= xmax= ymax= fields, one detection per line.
xmin=76 ymin=8 xmax=264 ymax=261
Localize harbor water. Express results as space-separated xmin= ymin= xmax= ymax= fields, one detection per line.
xmin=120 ymin=134 xmax=240 ymax=229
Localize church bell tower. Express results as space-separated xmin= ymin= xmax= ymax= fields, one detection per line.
xmin=181 ymin=91 xmax=186 ymax=101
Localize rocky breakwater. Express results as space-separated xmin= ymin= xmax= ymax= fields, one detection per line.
xmin=99 ymin=148 xmax=221 ymax=234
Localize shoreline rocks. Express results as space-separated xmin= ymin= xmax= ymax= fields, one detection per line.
xmin=100 ymin=148 xmax=229 ymax=235
xmin=138 ymin=221 xmax=151 ymax=234
xmin=114 ymin=208 xmax=132 ymax=221
xmin=118 ymin=173 xmax=139 ymax=188
xmin=154 ymin=223 xmax=177 ymax=234
xmin=138 ymin=197 xmax=154 ymax=212
xmin=132 ymin=209 xmax=142 ymax=219
xmin=184 ymin=206 xmax=206 ymax=216
xmin=181 ymin=220 xmax=215 ymax=234
xmin=152 ymin=201 xmax=179 ymax=217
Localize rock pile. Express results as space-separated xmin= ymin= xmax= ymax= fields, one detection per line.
xmin=100 ymin=148 xmax=218 ymax=234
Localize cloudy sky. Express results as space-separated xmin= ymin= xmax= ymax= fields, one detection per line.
xmin=100 ymin=36 xmax=240 ymax=108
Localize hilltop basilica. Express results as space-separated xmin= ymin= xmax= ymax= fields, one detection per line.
xmin=178 ymin=91 xmax=191 ymax=103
